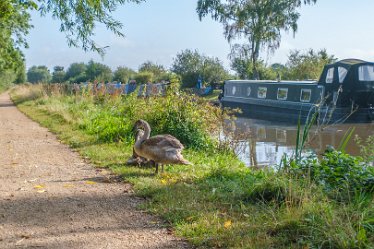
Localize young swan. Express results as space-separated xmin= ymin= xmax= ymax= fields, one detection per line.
xmin=133 ymin=119 xmax=191 ymax=174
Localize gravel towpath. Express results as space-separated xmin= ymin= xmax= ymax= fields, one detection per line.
xmin=0 ymin=92 xmax=189 ymax=249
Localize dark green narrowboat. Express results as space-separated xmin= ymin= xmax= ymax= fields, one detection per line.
xmin=220 ymin=59 xmax=374 ymax=123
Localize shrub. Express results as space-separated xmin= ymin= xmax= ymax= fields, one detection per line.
xmin=316 ymin=150 xmax=374 ymax=194
xmin=134 ymin=72 xmax=154 ymax=84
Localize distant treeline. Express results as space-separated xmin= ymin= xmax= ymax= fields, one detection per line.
xmin=3 ymin=48 xmax=337 ymax=90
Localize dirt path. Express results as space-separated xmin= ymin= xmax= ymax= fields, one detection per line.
xmin=0 ymin=92 xmax=189 ymax=249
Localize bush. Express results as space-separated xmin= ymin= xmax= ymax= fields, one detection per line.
xmin=134 ymin=72 xmax=154 ymax=84
xmin=316 ymin=150 xmax=374 ymax=194
xmin=287 ymin=150 xmax=374 ymax=196
xmin=70 ymin=87 xmax=224 ymax=150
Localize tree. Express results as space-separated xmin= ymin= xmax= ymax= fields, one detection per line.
xmin=0 ymin=1 xmax=30 ymax=87
xmin=134 ymin=72 xmax=154 ymax=84
xmin=197 ymin=0 xmax=317 ymax=79
xmin=85 ymin=60 xmax=113 ymax=82
xmin=51 ymin=66 xmax=66 ymax=83
xmin=65 ymin=63 xmax=87 ymax=83
xmin=0 ymin=0 xmax=145 ymax=89
xmin=1 ymin=0 xmax=145 ymax=55
xmin=113 ymin=66 xmax=136 ymax=83
xmin=231 ymin=57 xmax=276 ymax=80
xmin=171 ymin=49 xmax=229 ymax=88
xmin=283 ymin=49 xmax=336 ymax=80
xmin=139 ymin=61 xmax=165 ymax=77
xmin=0 ymin=1 xmax=32 ymax=72
xmin=27 ymin=66 xmax=51 ymax=83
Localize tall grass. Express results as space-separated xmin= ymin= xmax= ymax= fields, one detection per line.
xmin=10 ymin=83 xmax=374 ymax=248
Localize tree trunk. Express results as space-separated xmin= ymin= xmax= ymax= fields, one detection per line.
xmin=252 ymin=40 xmax=260 ymax=80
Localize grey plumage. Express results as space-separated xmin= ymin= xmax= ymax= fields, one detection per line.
xmin=133 ymin=119 xmax=191 ymax=174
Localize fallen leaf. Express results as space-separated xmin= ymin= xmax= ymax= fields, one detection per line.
xmin=85 ymin=181 xmax=96 ymax=185
xmin=34 ymin=185 xmax=45 ymax=189
xmin=21 ymin=234 xmax=31 ymax=239
xmin=37 ymin=190 xmax=46 ymax=193
xmin=63 ymin=184 xmax=74 ymax=188
xmin=224 ymin=220 xmax=232 ymax=229
xmin=160 ymin=179 xmax=167 ymax=185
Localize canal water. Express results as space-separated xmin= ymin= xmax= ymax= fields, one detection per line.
xmin=226 ymin=118 xmax=374 ymax=167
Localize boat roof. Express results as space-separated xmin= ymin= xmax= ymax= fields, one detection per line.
xmin=225 ymin=80 xmax=317 ymax=84
xmin=327 ymin=58 xmax=374 ymax=68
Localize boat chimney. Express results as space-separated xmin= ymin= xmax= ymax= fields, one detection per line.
xmin=276 ymin=72 xmax=281 ymax=82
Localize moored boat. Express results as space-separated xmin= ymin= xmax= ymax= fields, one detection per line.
xmin=220 ymin=59 xmax=374 ymax=124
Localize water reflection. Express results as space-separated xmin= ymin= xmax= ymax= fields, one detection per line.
xmin=230 ymin=118 xmax=374 ymax=167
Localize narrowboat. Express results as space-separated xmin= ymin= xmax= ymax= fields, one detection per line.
xmin=220 ymin=59 xmax=374 ymax=124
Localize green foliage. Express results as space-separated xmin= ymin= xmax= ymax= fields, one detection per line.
xmin=81 ymin=91 xmax=219 ymax=150
xmin=0 ymin=70 xmax=15 ymax=92
xmin=138 ymin=61 xmax=165 ymax=78
xmin=283 ymin=114 xmax=373 ymax=197
xmin=82 ymin=105 xmax=130 ymax=143
xmin=51 ymin=66 xmax=66 ymax=83
xmin=85 ymin=60 xmax=113 ymax=82
xmin=155 ymin=72 xmax=181 ymax=83
xmin=197 ymin=0 xmax=317 ymax=79
xmin=282 ymin=49 xmax=337 ymax=80
xmin=231 ymin=56 xmax=277 ymax=80
xmin=0 ymin=1 xmax=32 ymax=72
xmin=140 ymin=93 xmax=219 ymax=150
xmin=19 ymin=84 xmax=222 ymax=150
xmin=36 ymin=0 xmax=145 ymax=54
xmin=355 ymin=135 xmax=374 ymax=165
xmin=64 ymin=62 xmax=87 ymax=83
xmin=134 ymin=71 xmax=154 ymax=84
xmin=317 ymin=150 xmax=374 ymax=193
xmin=113 ymin=66 xmax=136 ymax=83
xmin=171 ymin=49 xmax=229 ymax=88
xmin=27 ymin=65 xmax=51 ymax=83
xmin=1 ymin=0 xmax=144 ymax=83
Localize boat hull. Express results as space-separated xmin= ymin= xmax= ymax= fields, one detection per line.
xmin=221 ymin=97 xmax=374 ymax=124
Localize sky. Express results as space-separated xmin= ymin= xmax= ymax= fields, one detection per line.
xmin=23 ymin=0 xmax=374 ymax=72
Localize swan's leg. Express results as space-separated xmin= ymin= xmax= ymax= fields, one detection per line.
xmin=155 ymin=162 xmax=159 ymax=174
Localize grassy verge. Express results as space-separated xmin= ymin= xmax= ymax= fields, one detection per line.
xmin=10 ymin=84 xmax=374 ymax=248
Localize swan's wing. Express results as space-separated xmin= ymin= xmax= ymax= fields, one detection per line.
xmin=141 ymin=135 xmax=184 ymax=150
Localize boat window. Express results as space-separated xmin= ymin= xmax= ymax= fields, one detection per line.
xmin=257 ymin=87 xmax=267 ymax=98
xmin=325 ymin=68 xmax=334 ymax=83
xmin=358 ymin=65 xmax=374 ymax=81
xmin=300 ymin=89 xmax=312 ymax=102
xmin=277 ymin=88 xmax=288 ymax=100
xmin=232 ymin=86 xmax=236 ymax=95
xmin=257 ymin=127 xmax=266 ymax=140
xmin=276 ymin=129 xmax=287 ymax=143
xmin=338 ymin=67 xmax=348 ymax=83
xmin=247 ymin=87 xmax=251 ymax=96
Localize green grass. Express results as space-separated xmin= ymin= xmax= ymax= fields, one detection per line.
xmin=10 ymin=84 xmax=374 ymax=248
xmin=201 ymin=89 xmax=222 ymax=101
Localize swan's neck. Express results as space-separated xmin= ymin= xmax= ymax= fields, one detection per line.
xmin=142 ymin=121 xmax=151 ymax=140
xmin=134 ymin=122 xmax=151 ymax=151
